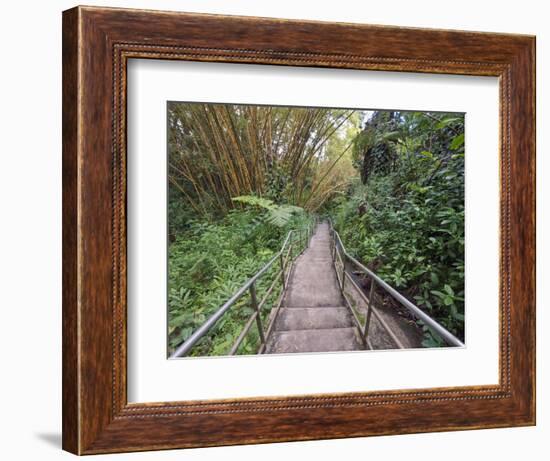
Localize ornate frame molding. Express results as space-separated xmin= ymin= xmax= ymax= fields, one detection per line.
xmin=63 ymin=6 xmax=535 ymax=454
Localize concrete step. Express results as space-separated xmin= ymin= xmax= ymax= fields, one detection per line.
xmin=274 ymin=307 xmax=354 ymax=331
xmin=283 ymin=262 xmax=343 ymax=307
xmin=265 ymin=327 xmax=362 ymax=354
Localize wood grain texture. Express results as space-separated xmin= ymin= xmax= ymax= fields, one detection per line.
xmin=62 ymin=5 xmax=536 ymax=455
xmin=61 ymin=6 xmax=79 ymax=454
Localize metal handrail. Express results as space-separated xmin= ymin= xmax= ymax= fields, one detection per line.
xmin=328 ymin=219 xmax=464 ymax=348
xmin=170 ymin=221 xmax=316 ymax=358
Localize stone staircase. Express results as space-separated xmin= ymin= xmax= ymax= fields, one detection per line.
xmin=265 ymin=222 xmax=363 ymax=354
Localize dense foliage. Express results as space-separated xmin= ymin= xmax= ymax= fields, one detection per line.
xmin=330 ymin=111 xmax=465 ymax=344
xmin=168 ymin=204 xmax=311 ymax=356
xmin=168 ymin=103 xmax=357 ymax=216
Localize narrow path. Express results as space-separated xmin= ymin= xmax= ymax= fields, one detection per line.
xmin=265 ymin=222 xmax=363 ymax=354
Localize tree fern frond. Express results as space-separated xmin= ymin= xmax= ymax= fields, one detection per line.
xmin=231 ymin=195 xmax=303 ymax=227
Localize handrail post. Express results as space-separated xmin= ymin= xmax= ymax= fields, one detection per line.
xmin=363 ymin=277 xmax=376 ymax=343
xmin=250 ymin=282 xmax=266 ymax=345
xmin=279 ymin=253 xmax=286 ymax=289
xmin=330 ymin=231 xmax=336 ymax=264
xmin=341 ymin=256 xmax=346 ymax=291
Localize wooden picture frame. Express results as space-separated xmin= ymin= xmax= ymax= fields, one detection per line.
xmin=62 ymin=5 xmax=536 ymax=455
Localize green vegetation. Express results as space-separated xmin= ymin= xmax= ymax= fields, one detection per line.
xmin=168 ymin=102 xmax=465 ymax=355
xmin=168 ymin=207 xmax=312 ymax=355
xmin=330 ymin=111 xmax=465 ymax=345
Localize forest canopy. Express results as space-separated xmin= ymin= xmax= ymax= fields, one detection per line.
xmin=167 ymin=102 xmax=465 ymax=355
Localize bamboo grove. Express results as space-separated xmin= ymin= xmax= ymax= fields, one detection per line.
xmin=168 ymin=103 xmax=358 ymax=216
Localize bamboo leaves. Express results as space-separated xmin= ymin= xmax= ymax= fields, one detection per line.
xmin=168 ymin=102 xmax=358 ymax=216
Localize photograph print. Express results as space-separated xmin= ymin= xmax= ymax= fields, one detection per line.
xmin=167 ymin=102 xmax=465 ymax=358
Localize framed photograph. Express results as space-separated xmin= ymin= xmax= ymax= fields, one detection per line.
xmin=62 ymin=5 xmax=535 ymax=455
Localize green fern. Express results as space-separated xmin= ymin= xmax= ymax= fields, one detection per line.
xmin=232 ymin=195 xmax=275 ymax=209
xmin=232 ymin=195 xmax=303 ymax=227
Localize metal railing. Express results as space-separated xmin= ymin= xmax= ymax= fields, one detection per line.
xmin=328 ymin=220 xmax=464 ymax=349
xmin=170 ymin=221 xmax=316 ymax=358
